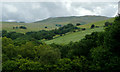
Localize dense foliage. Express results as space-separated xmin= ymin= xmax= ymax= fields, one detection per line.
xmin=2 ymin=16 xmax=120 ymax=71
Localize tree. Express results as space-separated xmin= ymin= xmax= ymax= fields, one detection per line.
xmin=13 ymin=27 xmax=15 ymax=29
xmin=71 ymin=56 xmax=89 ymax=72
xmin=2 ymin=60 xmax=19 ymax=71
xmin=16 ymin=26 xmax=19 ymax=29
xmin=45 ymin=26 xmax=47 ymax=28
xmin=56 ymin=58 xmax=72 ymax=71
xmin=19 ymin=42 xmax=35 ymax=59
xmin=76 ymin=23 xmax=81 ymax=26
xmin=18 ymin=59 xmax=43 ymax=70
xmin=90 ymin=46 xmax=111 ymax=71
xmin=91 ymin=24 xmax=95 ymax=29
xmin=19 ymin=26 xmax=27 ymax=29
xmin=2 ymin=30 xmax=7 ymax=37
xmin=4 ymin=32 xmax=24 ymax=40
xmin=82 ymin=28 xmax=86 ymax=30
xmin=104 ymin=22 xmax=112 ymax=27
xmin=2 ymin=37 xmax=18 ymax=59
xmin=104 ymin=16 xmax=120 ymax=55
xmin=2 ymin=37 xmax=13 ymax=46
xmin=89 ymin=16 xmax=120 ymax=71
xmin=34 ymin=44 xmax=61 ymax=64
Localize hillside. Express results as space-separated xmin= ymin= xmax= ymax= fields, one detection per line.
xmin=2 ymin=16 xmax=110 ymax=33
xmin=45 ymin=18 xmax=115 ymax=44
xmin=78 ymin=17 xmax=115 ymax=28
xmin=34 ymin=15 xmax=110 ymax=25
xmin=45 ymin=27 xmax=104 ymax=44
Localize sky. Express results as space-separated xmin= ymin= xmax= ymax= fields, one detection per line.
xmin=1 ymin=1 xmax=118 ymax=23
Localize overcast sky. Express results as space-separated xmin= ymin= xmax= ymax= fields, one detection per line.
xmin=1 ymin=2 xmax=118 ymax=23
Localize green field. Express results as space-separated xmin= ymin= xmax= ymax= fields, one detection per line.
xmin=78 ymin=17 xmax=115 ymax=28
xmin=2 ymin=16 xmax=110 ymax=33
xmin=2 ymin=22 xmax=54 ymax=33
xmin=44 ymin=18 xmax=115 ymax=44
xmin=45 ymin=27 xmax=104 ymax=44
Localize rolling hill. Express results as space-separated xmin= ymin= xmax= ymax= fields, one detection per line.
xmin=44 ymin=17 xmax=115 ymax=44
xmin=78 ymin=17 xmax=115 ymax=28
xmin=2 ymin=15 xmax=110 ymax=33
xmin=34 ymin=15 xmax=110 ymax=25
xmin=2 ymin=16 xmax=115 ymax=44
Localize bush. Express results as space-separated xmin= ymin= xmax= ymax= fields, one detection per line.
xmin=105 ymin=22 xmax=112 ymax=27
xmin=91 ymin=24 xmax=95 ymax=29
xmin=82 ymin=28 xmax=86 ymax=30
xmin=45 ymin=26 xmax=47 ymax=28
xmin=19 ymin=26 xmax=27 ymax=29
xmin=76 ymin=23 xmax=81 ymax=26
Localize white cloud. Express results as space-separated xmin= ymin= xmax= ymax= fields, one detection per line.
xmin=75 ymin=7 xmax=96 ymax=15
xmin=70 ymin=2 xmax=117 ymax=17
xmin=4 ymin=4 xmax=18 ymax=13
xmin=32 ymin=4 xmax=41 ymax=9
xmin=94 ymin=7 xmax=103 ymax=14
xmin=1 ymin=0 xmax=120 ymax=2
xmin=61 ymin=0 xmax=72 ymax=11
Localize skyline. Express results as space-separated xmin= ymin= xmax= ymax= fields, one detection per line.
xmin=1 ymin=2 xmax=118 ymax=23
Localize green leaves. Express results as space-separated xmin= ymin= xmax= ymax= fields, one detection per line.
xmin=2 ymin=60 xmax=19 ymax=70
xmin=35 ymin=44 xmax=61 ymax=64
xmin=104 ymin=16 xmax=120 ymax=55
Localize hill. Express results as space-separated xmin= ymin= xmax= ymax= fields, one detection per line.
xmin=44 ymin=18 xmax=115 ymax=44
xmin=34 ymin=15 xmax=110 ymax=25
xmin=2 ymin=16 xmax=110 ymax=33
xmin=78 ymin=17 xmax=115 ymax=28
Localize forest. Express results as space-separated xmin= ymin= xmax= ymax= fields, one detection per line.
xmin=2 ymin=16 xmax=120 ymax=71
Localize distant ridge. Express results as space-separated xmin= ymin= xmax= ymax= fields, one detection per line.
xmin=34 ymin=15 xmax=110 ymax=25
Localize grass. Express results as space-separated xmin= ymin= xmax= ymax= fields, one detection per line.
xmin=44 ymin=18 xmax=115 ymax=44
xmin=2 ymin=16 xmax=110 ymax=33
xmin=35 ymin=16 xmax=109 ymax=25
xmin=78 ymin=18 xmax=115 ymax=28
xmin=2 ymin=22 xmax=55 ymax=33
xmin=44 ymin=27 xmax=104 ymax=44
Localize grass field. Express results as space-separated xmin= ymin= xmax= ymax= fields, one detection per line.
xmin=2 ymin=22 xmax=55 ymax=33
xmin=44 ymin=18 xmax=115 ymax=44
xmin=44 ymin=27 xmax=104 ymax=44
xmin=2 ymin=16 xmax=110 ymax=33
xmin=78 ymin=17 xmax=115 ymax=28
